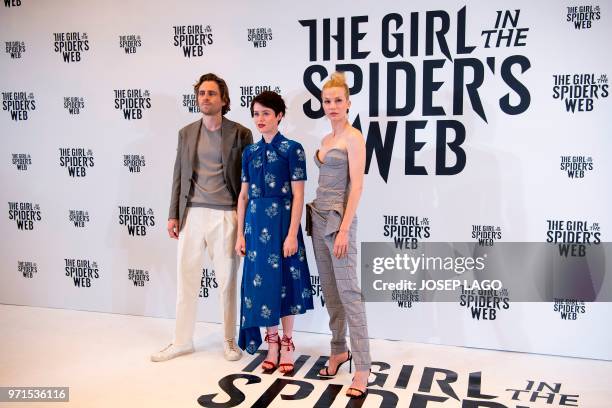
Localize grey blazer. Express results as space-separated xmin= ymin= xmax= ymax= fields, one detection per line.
xmin=168 ymin=117 xmax=253 ymax=228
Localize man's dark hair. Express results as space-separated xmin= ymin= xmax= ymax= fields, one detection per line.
xmin=193 ymin=73 xmax=231 ymax=115
xmin=250 ymin=91 xmax=286 ymax=123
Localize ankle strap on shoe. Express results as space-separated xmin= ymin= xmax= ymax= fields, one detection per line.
xmin=281 ymin=334 xmax=295 ymax=351
xmin=264 ymin=331 xmax=279 ymax=343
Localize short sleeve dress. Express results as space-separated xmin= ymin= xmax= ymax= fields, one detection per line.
xmin=238 ymin=132 xmax=314 ymax=354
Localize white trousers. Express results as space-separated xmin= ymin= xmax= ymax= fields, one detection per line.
xmin=173 ymin=207 xmax=239 ymax=346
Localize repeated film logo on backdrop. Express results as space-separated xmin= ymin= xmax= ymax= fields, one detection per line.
xmin=247 ymin=27 xmax=273 ymax=48
xmin=240 ymin=85 xmax=282 ymax=110
xmin=68 ymin=210 xmax=89 ymax=228
xmin=2 ymin=91 xmax=35 ymax=121
xmin=553 ymin=299 xmax=586 ymax=320
xmin=64 ymin=258 xmax=99 ymax=288
xmin=119 ymin=34 xmax=142 ymax=54
xmin=18 ymin=261 xmax=37 ymax=278
xmin=59 ymin=148 xmax=94 ymax=177
xmin=394 ymin=287 xmax=420 ymax=309
xmin=199 ymin=268 xmax=217 ymax=298
xmin=472 ymin=224 xmax=502 ymax=246
xmin=172 ymin=24 xmax=212 ymax=57
xmin=382 ymin=215 xmax=431 ymax=248
xmin=128 ymin=269 xmax=149 ymax=287
xmin=53 ymin=32 xmax=89 ymax=63
xmin=118 ymin=206 xmax=155 ymax=236
xmin=552 ymin=73 xmax=609 ymax=112
xmin=300 ymin=8 xmax=532 ymax=181
xmin=560 ymin=155 xmax=593 ymax=179
xmin=4 ymin=0 xmax=21 ymax=7
xmin=5 ymin=41 xmax=25 ymax=58
xmin=546 ymin=219 xmax=601 ymax=257
xmin=309 ymin=274 xmax=325 ymax=308
xmin=12 ymin=153 xmax=31 ymax=171
xmin=64 ymin=97 xmax=85 ymax=115
xmin=382 ymin=215 xmax=429 ymax=309
xmin=8 ymin=202 xmax=41 ymax=230
xmin=114 ymin=89 xmax=151 ymax=120
xmin=566 ymin=5 xmax=601 ymax=29
xmin=123 ymin=154 xmax=146 ymax=173
xmin=183 ymin=92 xmax=199 ymax=114
xmin=459 ymin=285 xmax=510 ymax=320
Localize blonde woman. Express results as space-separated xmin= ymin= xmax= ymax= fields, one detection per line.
xmin=308 ymin=72 xmax=371 ymax=399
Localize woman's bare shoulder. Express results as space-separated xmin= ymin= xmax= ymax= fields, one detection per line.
xmin=346 ymin=126 xmax=365 ymax=146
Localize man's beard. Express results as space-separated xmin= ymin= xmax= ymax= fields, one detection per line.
xmin=199 ymin=103 xmax=222 ymax=116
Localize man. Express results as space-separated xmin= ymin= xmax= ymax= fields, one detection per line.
xmin=151 ymin=73 xmax=253 ymax=362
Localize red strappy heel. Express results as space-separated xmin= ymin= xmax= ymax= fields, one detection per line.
xmin=279 ymin=334 xmax=295 ymax=373
xmin=261 ymin=331 xmax=280 ymax=371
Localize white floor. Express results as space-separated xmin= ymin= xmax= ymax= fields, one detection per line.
xmin=1 ymin=304 xmax=610 ymax=408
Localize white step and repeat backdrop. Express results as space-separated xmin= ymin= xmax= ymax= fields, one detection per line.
xmin=1 ymin=1 xmax=611 ymax=360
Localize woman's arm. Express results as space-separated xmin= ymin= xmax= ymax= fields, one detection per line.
xmin=234 ymin=182 xmax=249 ymax=256
xmin=334 ymin=129 xmax=366 ymax=258
xmin=283 ymin=181 xmax=304 ymax=257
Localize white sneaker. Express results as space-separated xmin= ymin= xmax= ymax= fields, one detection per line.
xmin=150 ymin=342 xmax=194 ymax=362
xmin=223 ymin=338 xmax=243 ymax=361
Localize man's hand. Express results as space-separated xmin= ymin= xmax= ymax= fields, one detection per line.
xmin=167 ymin=219 xmax=179 ymax=239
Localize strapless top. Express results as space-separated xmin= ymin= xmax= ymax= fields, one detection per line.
xmin=305 ymin=148 xmax=351 ymax=237
xmin=312 ymin=148 xmax=350 ymax=212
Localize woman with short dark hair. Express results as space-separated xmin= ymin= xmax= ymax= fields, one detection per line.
xmin=235 ymin=91 xmax=314 ymax=373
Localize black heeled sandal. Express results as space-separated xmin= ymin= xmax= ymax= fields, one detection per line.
xmin=318 ymin=350 xmax=352 ymax=377
xmin=346 ymin=369 xmax=371 ymax=399
xmin=346 ymin=387 xmax=368 ymax=399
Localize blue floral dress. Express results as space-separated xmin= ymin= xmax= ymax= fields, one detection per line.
xmin=238 ymin=132 xmax=314 ymax=354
